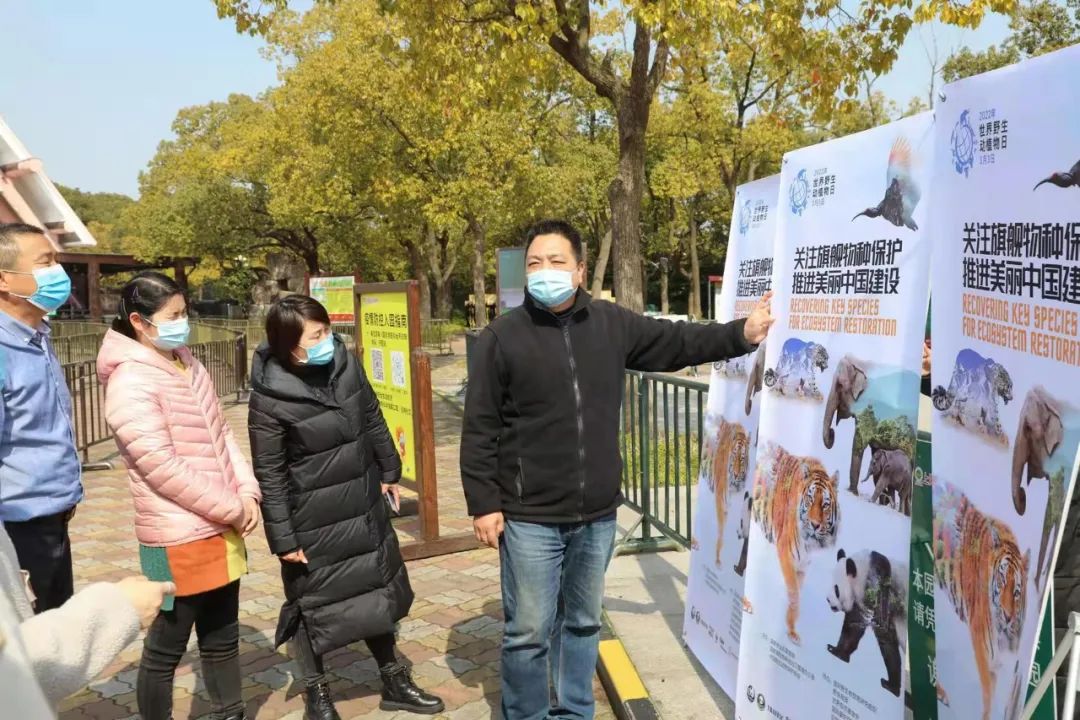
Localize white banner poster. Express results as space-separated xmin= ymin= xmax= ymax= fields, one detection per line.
xmin=928 ymin=44 xmax=1080 ymax=720
xmin=684 ymin=175 xmax=779 ymax=697
xmin=736 ymin=112 xmax=934 ymax=719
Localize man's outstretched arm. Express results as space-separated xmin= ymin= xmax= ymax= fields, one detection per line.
xmin=624 ymin=292 xmax=774 ymax=372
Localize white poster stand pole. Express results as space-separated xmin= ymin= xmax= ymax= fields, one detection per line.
xmin=1022 ymin=611 xmax=1080 ymax=720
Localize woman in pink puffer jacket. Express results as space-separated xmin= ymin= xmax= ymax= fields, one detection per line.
xmin=97 ymin=271 xmax=259 ymax=720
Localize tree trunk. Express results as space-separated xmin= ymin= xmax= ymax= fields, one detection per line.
xmin=687 ymin=206 xmax=702 ymax=320
xmin=405 ymin=232 xmax=431 ymax=322
xmin=419 ymin=275 xmax=432 ymax=323
xmin=590 ymin=228 xmax=612 ymax=297
xmin=661 ymin=218 xmax=674 ymax=314
xmin=295 ymin=243 xmax=319 ymax=276
xmin=295 ymin=227 xmax=320 ymax=275
xmin=609 ymin=100 xmax=648 ymax=313
xmin=660 ymin=262 xmax=670 ymax=315
xmin=544 ymin=15 xmax=666 ymax=313
xmin=469 ymin=217 xmax=488 ymax=329
xmin=427 ymin=252 xmax=448 ymax=320
xmin=425 ymin=226 xmax=455 ymax=320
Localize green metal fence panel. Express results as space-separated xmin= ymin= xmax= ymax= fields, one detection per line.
xmin=61 ymin=329 xmax=250 ymax=462
xmin=51 ymin=321 xmax=110 ymax=365
xmin=619 ymin=371 xmax=708 ymax=550
xmin=51 ymin=321 xmax=111 ymax=337
xmin=422 ymin=319 xmax=454 ymax=355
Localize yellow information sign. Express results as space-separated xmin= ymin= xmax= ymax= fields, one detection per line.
xmin=310 ymin=276 xmax=356 ymax=322
xmin=359 ymin=291 xmax=416 ymax=481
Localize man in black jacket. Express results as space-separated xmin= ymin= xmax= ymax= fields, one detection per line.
xmin=461 ymin=219 xmax=774 ymax=720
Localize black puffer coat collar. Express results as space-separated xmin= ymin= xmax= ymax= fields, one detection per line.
xmin=250 ymin=336 xmax=350 ymax=406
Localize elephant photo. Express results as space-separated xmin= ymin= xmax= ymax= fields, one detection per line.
xmin=1011 ymin=385 xmax=1064 ymax=516
xmin=823 ymin=356 xmax=869 ymax=450
xmin=822 ymin=355 xmax=915 ymax=495
xmin=1034 ymin=467 xmax=1067 ymax=592
xmin=862 ymin=447 xmax=912 ymax=516
xmin=744 ymin=340 xmax=767 ymax=416
xmin=822 ymin=356 xmax=869 ymax=493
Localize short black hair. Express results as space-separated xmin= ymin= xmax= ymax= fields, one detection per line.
xmin=0 ymin=223 xmax=48 ymax=270
xmin=266 ymin=294 xmax=332 ymax=367
xmin=112 ymin=271 xmax=186 ymax=339
xmin=524 ymin=219 xmax=583 ymax=263
xmin=0 ymin=222 xmax=47 ymax=241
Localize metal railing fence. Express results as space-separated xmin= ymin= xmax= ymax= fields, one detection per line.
xmin=51 ymin=321 xmax=111 ymax=337
xmin=618 ymin=370 xmax=708 ymax=553
xmin=60 ymin=328 xmax=248 ymax=463
xmin=422 ymin=319 xmax=454 ymax=355
xmin=57 ymin=314 xmax=453 ymax=463
xmin=52 ymin=330 xmax=109 ymax=365
xmin=195 ymin=318 xmax=356 ymax=355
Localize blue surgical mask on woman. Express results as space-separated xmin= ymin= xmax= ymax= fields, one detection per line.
xmin=144 ymin=317 xmax=191 ymax=351
xmin=298 ymin=334 xmax=335 ymax=366
xmin=7 ymin=264 xmax=72 ymax=313
xmin=527 ymin=269 xmax=576 ymax=308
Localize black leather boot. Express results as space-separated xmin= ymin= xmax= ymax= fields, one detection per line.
xmin=379 ymin=663 xmax=445 ymax=715
xmin=304 ymin=682 xmax=342 ymax=720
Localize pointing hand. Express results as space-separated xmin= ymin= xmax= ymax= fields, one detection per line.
xmin=743 ymin=291 xmax=775 ymax=345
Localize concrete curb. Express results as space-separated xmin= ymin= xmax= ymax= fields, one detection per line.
xmin=598 ymin=610 xmax=662 ymax=720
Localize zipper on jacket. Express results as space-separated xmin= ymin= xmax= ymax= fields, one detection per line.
xmin=561 ymin=320 xmax=587 ymax=521
xmin=515 ymin=458 xmax=526 ymax=503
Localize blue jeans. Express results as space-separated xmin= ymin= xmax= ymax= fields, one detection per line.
xmin=499 ymin=514 xmax=617 ymax=720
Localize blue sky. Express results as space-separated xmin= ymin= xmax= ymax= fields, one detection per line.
xmin=0 ymin=1 xmax=1012 ymax=198
xmin=1 ymin=1 xmax=277 ymax=197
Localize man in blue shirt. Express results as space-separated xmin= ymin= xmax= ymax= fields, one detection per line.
xmin=0 ymin=223 xmax=82 ymax=612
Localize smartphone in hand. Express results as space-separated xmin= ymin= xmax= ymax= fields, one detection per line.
xmin=385 ymin=490 xmax=400 ymax=515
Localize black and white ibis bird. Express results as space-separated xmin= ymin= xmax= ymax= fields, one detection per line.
xmin=1034 ymin=159 xmax=1080 ymax=191
xmin=852 ymin=136 xmax=921 ymax=231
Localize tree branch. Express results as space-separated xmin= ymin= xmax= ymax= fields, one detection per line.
xmin=301 ymin=226 xmax=319 ymax=252
xmin=746 ymin=74 xmax=785 ymax=110
xmin=738 ymin=50 xmax=758 ymax=116
xmin=547 ymin=1 xmax=623 ymax=103
xmin=627 ymin=19 xmax=652 ymax=103
xmin=646 ymin=36 xmax=670 ymax=98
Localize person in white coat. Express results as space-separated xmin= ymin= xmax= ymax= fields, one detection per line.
xmin=0 ymin=527 xmax=172 ymax=713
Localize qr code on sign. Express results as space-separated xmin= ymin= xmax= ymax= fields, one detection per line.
xmin=391 ymin=351 xmax=406 ymax=388
xmin=371 ymin=349 xmax=385 ymax=383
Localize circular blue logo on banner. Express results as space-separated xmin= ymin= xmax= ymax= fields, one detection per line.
xmin=738 ymin=199 xmax=752 ymax=235
xmin=789 ymin=169 xmax=809 ymax=216
xmin=951 ymin=110 xmax=975 ymax=177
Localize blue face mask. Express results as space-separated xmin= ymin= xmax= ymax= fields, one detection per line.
xmin=7 ymin=264 xmax=72 ymax=313
xmin=144 ymin=317 xmax=190 ymax=351
xmin=298 ymin=334 xmax=335 ymax=366
xmin=527 ymin=269 xmax=576 ymax=308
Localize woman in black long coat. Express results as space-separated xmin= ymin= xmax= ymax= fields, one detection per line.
xmin=248 ymin=295 xmax=443 ymax=719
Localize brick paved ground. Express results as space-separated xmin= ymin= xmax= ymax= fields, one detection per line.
xmin=58 ymin=350 xmax=613 ymax=720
